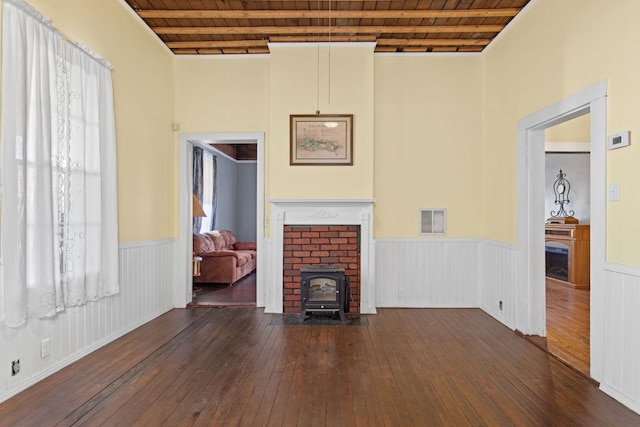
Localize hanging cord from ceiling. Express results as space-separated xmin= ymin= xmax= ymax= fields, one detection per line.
xmin=315 ymin=1 xmax=333 ymax=114
xmin=316 ymin=0 xmax=321 ymax=114
xmin=327 ymin=0 xmax=332 ymax=106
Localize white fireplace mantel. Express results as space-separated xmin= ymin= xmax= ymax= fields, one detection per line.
xmin=267 ymin=199 xmax=376 ymax=314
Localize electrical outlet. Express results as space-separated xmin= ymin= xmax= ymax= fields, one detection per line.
xmin=41 ymin=338 xmax=51 ymax=358
xmin=499 ymin=300 xmax=503 ymax=311
xmin=398 ymin=288 xmax=405 ymax=298
xmin=11 ymin=360 xmax=20 ymax=376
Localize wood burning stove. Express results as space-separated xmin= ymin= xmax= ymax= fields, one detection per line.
xmin=300 ymin=265 xmax=349 ymax=321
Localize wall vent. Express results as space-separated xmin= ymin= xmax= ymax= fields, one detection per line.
xmin=420 ymin=209 xmax=446 ymax=235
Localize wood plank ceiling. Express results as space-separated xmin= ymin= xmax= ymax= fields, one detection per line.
xmin=124 ymin=0 xmax=531 ymax=55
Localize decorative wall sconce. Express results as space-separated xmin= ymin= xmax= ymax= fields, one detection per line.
xmin=547 ymin=169 xmax=578 ymax=224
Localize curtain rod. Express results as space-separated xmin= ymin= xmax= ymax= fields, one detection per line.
xmin=5 ymin=0 xmax=113 ymax=70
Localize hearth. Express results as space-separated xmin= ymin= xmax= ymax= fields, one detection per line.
xmin=300 ymin=265 xmax=349 ymax=321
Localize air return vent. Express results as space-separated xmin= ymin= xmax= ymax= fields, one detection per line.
xmin=420 ymin=209 xmax=446 ymax=235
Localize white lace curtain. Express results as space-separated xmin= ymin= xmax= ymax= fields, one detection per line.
xmin=0 ymin=0 xmax=119 ymax=328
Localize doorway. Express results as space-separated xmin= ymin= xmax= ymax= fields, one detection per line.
xmin=176 ymin=132 xmax=265 ymax=310
xmin=192 ymin=141 xmax=258 ymax=307
xmin=516 ymin=81 xmax=607 ymax=383
xmin=544 ymin=116 xmax=591 ymax=376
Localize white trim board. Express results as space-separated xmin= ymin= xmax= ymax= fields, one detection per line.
xmin=545 ymin=141 xmax=591 ymax=152
xmin=516 ymin=80 xmax=606 ymax=384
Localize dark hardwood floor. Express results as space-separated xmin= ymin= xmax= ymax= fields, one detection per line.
xmin=545 ymin=279 xmax=590 ymax=377
xmin=193 ymin=272 xmax=256 ymax=307
xmin=1 ymin=307 xmax=638 ymax=426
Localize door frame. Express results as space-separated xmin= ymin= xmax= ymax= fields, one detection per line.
xmin=516 ymin=80 xmax=606 ymax=382
xmin=175 ymin=132 xmax=265 ymax=309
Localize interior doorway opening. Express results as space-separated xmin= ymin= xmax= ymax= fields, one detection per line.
xmin=543 ymin=116 xmax=591 ymax=377
xmin=516 ymin=80 xmax=606 ymax=383
xmin=177 ymin=132 xmax=265 ymax=310
xmin=192 ymin=141 xmax=258 ymax=307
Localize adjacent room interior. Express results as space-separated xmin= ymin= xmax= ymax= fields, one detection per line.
xmin=2 ymin=0 xmax=640 ymax=423
xmin=192 ymin=141 xmax=259 ymax=307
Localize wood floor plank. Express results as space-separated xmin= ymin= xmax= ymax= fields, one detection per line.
xmin=436 ymin=309 xmax=557 ymax=425
xmin=394 ymin=310 xmax=478 ymax=425
xmin=0 ymin=308 xmax=208 ymax=426
xmin=546 ymin=279 xmax=590 ymax=376
xmin=198 ymin=311 xmax=279 ymax=426
xmin=373 ymin=310 xmax=447 ymax=425
xmin=262 ymin=326 xmax=309 ymax=425
xmin=241 ymin=327 xmax=288 ymax=425
xmin=64 ymin=308 xmax=229 ymax=426
xmin=361 ymin=313 xmax=411 ymax=426
xmin=135 ymin=322 xmax=245 ymax=424
xmin=1 ymin=307 xmax=639 ymax=426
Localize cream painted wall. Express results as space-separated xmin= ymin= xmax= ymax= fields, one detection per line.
xmin=173 ymin=56 xmax=270 ymax=133
xmin=173 ymin=46 xmax=482 ymax=240
xmin=546 ymin=114 xmax=590 ymax=142
xmin=483 ymin=0 xmax=640 ymax=265
xmin=374 ymin=55 xmax=483 ymax=238
xmin=20 ymin=0 xmax=176 ymax=243
xmin=172 ymin=55 xmax=270 ymax=235
xmin=9 ymin=0 xmax=639 ymax=260
xmin=268 ymin=44 xmax=375 ymax=200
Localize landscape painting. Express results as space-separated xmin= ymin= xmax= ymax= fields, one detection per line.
xmin=290 ymin=114 xmax=353 ymax=165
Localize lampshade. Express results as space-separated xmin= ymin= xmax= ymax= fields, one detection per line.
xmin=192 ymin=194 xmax=206 ymax=217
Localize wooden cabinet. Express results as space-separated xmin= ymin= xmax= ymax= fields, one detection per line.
xmin=545 ymin=224 xmax=590 ymax=289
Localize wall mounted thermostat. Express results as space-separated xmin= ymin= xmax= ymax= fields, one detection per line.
xmin=608 ymin=131 xmax=630 ymax=150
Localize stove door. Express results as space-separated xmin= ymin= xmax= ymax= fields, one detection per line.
xmin=308 ymin=277 xmax=337 ymax=302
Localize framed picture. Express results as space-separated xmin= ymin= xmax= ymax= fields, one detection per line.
xmin=290 ymin=114 xmax=353 ymax=165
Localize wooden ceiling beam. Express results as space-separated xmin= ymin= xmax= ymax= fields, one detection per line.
xmin=137 ymin=9 xmax=521 ymax=20
xmin=167 ymin=40 xmax=269 ymax=49
xmin=402 ymin=47 xmax=429 ymax=53
xmin=376 ymin=38 xmax=491 ymax=47
xmin=172 ymin=49 xmax=200 ymax=54
xmin=375 ymin=46 xmax=399 ymax=53
xmin=269 ymin=35 xmax=376 ymax=43
xmin=431 ymin=47 xmax=460 ymax=53
xmin=167 ymin=37 xmax=491 ymax=50
xmin=153 ymin=25 xmax=504 ymax=36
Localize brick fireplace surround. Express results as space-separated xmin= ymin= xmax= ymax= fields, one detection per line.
xmin=283 ymin=225 xmax=360 ymax=313
xmin=268 ymin=199 xmax=376 ymax=314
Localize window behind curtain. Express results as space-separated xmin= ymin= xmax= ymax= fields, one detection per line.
xmin=0 ymin=0 xmax=119 ymax=327
xmin=201 ymin=151 xmax=217 ymax=231
xmin=192 ymin=148 xmax=217 ymax=234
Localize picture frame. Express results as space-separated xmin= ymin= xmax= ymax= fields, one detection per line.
xmin=290 ymin=114 xmax=353 ymax=165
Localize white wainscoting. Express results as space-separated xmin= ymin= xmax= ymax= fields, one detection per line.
xmin=0 ymin=239 xmax=176 ymax=403
xmin=377 ymin=238 xmax=479 ymax=308
xmin=479 ymin=240 xmax=517 ymax=330
xmin=598 ymin=263 xmax=640 ymax=415
xmin=376 ymin=238 xmax=517 ymax=326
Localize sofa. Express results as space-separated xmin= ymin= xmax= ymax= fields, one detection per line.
xmin=192 ymin=230 xmax=257 ymax=285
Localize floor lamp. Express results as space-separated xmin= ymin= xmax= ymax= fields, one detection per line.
xmin=192 ymin=195 xmax=206 ymax=276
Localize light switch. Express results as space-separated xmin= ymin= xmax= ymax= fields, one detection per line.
xmin=609 ymin=183 xmax=620 ymax=201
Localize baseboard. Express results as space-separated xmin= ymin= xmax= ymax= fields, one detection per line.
xmin=599 ymin=383 xmax=640 ymax=416
xmin=480 ymin=303 xmax=516 ymax=330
